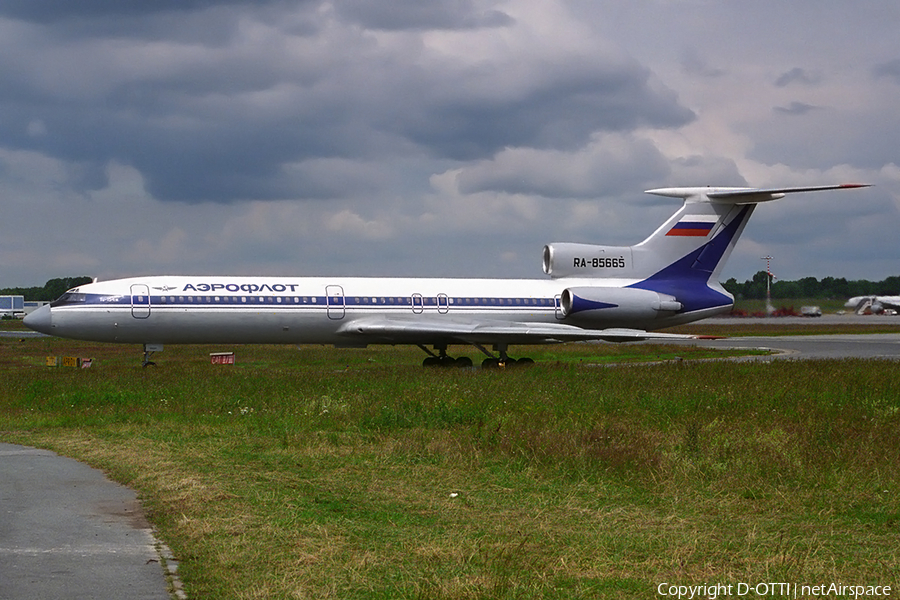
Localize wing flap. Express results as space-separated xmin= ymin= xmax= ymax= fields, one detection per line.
xmin=336 ymin=318 xmax=709 ymax=344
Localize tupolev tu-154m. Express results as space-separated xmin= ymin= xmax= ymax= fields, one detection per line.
xmin=25 ymin=184 xmax=869 ymax=367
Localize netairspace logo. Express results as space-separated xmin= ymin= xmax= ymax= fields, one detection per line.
xmin=657 ymin=582 xmax=892 ymax=599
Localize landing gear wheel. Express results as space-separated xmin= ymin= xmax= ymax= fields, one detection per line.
xmin=456 ymin=356 xmax=473 ymax=368
xmin=423 ymin=356 xmax=441 ymax=367
xmin=474 ymin=343 xmax=534 ymax=369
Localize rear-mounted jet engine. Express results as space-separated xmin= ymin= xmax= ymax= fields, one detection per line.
xmin=559 ymin=287 xmax=682 ymax=326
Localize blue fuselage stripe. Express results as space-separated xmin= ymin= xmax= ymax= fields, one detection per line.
xmin=54 ymin=294 xmax=561 ymax=310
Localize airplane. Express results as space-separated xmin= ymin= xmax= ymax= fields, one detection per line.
xmin=845 ymin=294 xmax=900 ymax=315
xmin=24 ymin=183 xmax=869 ymax=367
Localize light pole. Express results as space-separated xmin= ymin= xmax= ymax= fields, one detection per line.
xmin=761 ymin=255 xmax=774 ymax=315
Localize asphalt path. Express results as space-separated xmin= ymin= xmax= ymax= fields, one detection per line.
xmin=0 ymin=444 xmax=176 ymax=600
xmin=0 ymin=330 xmax=46 ymax=338
xmin=663 ymin=314 xmax=900 ymax=360
xmin=661 ymin=332 xmax=900 ymax=360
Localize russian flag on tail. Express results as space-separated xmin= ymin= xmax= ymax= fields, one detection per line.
xmin=666 ymin=214 xmax=718 ymax=237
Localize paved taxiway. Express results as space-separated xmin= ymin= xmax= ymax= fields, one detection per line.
xmin=0 ymin=330 xmax=47 ymax=338
xmin=0 ymin=444 xmax=174 ymax=600
xmin=665 ymin=314 xmax=900 ymax=360
xmin=664 ymin=332 xmax=900 ymax=360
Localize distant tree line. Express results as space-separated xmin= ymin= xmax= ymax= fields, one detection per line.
xmin=724 ymin=271 xmax=900 ymax=300
xmin=0 ymin=277 xmax=93 ymax=301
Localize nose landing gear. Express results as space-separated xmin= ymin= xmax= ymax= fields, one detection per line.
xmin=141 ymin=343 xmax=163 ymax=367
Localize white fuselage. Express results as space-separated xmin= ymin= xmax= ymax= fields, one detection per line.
xmin=30 ymin=275 xmax=725 ymax=347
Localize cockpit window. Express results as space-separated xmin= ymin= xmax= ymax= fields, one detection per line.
xmin=51 ymin=292 xmax=87 ymax=307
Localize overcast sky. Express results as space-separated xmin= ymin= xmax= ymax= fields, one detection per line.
xmin=2 ymin=0 xmax=898 ymax=288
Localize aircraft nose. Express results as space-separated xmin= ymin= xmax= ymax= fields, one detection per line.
xmin=23 ymin=304 xmax=53 ymax=335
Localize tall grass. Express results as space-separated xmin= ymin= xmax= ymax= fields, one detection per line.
xmin=2 ymin=337 xmax=899 ymax=598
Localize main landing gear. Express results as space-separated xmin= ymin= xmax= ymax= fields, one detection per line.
xmin=418 ymin=345 xmax=473 ymax=368
xmin=418 ymin=344 xmax=534 ymax=368
xmin=480 ymin=356 xmax=534 ymax=369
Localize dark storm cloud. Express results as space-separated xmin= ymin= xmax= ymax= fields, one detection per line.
xmin=873 ymin=59 xmax=900 ymax=84
xmin=774 ymin=101 xmax=822 ymax=116
xmin=333 ymin=0 xmax=513 ymax=31
xmin=0 ymin=2 xmax=695 ymax=203
xmin=774 ymin=67 xmax=822 ymax=87
xmin=456 ymin=136 xmax=672 ymax=199
xmin=0 ymin=0 xmax=282 ymax=22
xmin=0 ymin=0 xmax=320 ymax=45
xmin=680 ymin=48 xmax=726 ymax=79
xmin=746 ymin=102 xmax=900 ymax=171
xmin=3 ymin=0 xmax=898 ymax=287
xmin=397 ymin=62 xmax=695 ymax=160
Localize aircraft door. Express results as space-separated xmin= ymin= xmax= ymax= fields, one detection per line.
xmin=437 ymin=293 xmax=449 ymax=314
xmin=131 ymin=284 xmax=151 ymax=319
xmin=411 ymin=293 xmax=424 ymax=314
xmin=326 ymin=285 xmax=345 ymax=320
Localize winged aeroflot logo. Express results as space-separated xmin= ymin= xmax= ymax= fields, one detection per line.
xmin=152 ymin=285 xmax=178 ymax=292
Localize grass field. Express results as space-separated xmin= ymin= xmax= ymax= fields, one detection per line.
xmin=2 ymin=329 xmax=899 ymax=598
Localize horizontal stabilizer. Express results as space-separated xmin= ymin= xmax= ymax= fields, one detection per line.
xmin=646 ymin=183 xmax=870 ymax=204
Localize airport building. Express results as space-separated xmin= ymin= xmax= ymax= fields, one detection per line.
xmin=1 ymin=295 xmax=25 ymax=318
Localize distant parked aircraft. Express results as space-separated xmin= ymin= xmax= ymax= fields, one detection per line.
xmin=845 ymin=295 xmax=900 ymax=315
xmin=25 ymin=184 xmax=869 ymax=366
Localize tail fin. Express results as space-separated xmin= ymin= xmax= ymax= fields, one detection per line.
xmin=631 ymin=189 xmax=752 ymax=281
xmin=542 ymin=184 xmax=869 ymax=283
xmin=638 ymin=184 xmax=870 ymax=280
xmin=630 ymin=184 xmax=869 ymax=315
xmin=542 ymin=190 xmax=754 ymax=280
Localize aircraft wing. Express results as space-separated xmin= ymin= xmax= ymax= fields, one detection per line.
xmin=336 ymin=317 xmax=713 ymax=345
xmin=876 ymin=296 xmax=900 ymax=310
